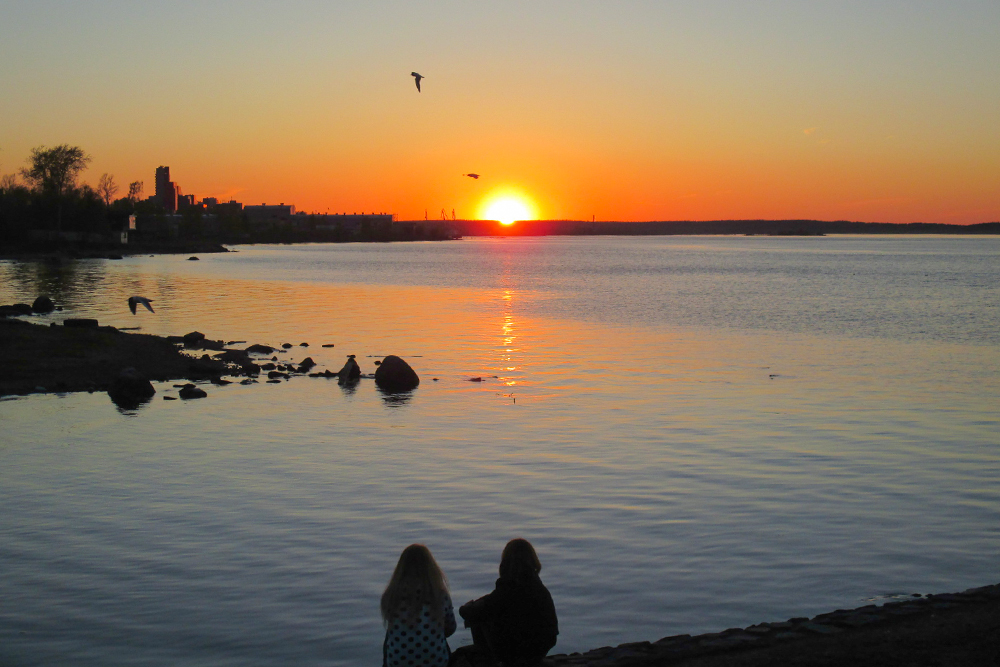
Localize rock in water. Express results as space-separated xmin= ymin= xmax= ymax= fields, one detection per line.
xmin=179 ymin=384 xmax=208 ymax=399
xmin=338 ymin=357 xmax=361 ymax=384
xmin=374 ymin=355 xmax=420 ymax=392
xmin=245 ymin=343 xmax=274 ymax=354
xmin=298 ymin=357 xmax=316 ymax=372
xmin=107 ymin=367 xmax=156 ymax=408
xmin=32 ymin=296 xmax=55 ymax=313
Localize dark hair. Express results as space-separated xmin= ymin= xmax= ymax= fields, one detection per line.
xmin=498 ymin=538 xmax=542 ymax=581
xmin=381 ymin=544 xmax=450 ymax=625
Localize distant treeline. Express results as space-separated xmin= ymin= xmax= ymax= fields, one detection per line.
xmin=439 ymin=219 xmax=1000 ymax=236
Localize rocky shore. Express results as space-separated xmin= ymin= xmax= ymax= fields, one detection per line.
xmin=0 ymin=314 xmax=418 ymax=406
xmin=541 ymin=584 xmax=1000 ymax=667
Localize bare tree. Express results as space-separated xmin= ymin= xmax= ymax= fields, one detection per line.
xmin=97 ymin=173 xmax=119 ymax=208
xmin=0 ymin=173 xmax=17 ymax=192
xmin=127 ymin=180 xmax=143 ymax=203
xmin=20 ymin=144 xmax=91 ymax=230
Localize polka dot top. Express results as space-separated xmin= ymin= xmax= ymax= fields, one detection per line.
xmin=383 ymin=594 xmax=457 ymax=667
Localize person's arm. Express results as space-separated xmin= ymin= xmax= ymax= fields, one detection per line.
xmin=443 ymin=594 xmax=457 ymax=637
xmin=458 ymin=581 xmax=500 ymax=626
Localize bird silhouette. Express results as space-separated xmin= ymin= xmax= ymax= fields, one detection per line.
xmin=411 ymin=72 xmax=424 ymax=92
xmin=128 ymin=296 xmax=154 ymax=314
xmin=463 ymin=173 xmax=480 ymax=179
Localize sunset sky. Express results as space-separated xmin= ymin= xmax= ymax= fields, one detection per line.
xmin=2 ymin=1 xmax=998 ymax=223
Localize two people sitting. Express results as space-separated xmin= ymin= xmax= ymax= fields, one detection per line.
xmin=381 ymin=539 xmax=559 ymax=667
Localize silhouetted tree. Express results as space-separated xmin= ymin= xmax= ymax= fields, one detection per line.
xmin=20 ymin=144 xmax=91 ymax=231
xmin=127 ymin=180 xmax=143 ymax=204
xmin=0 ymin=173 xmax=18 ymax=192
xmin=97 ymin=173 xmax=119 ymax=208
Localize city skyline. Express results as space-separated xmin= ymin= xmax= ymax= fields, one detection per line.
xmin=2 ymin=1 xmax=999 ymax=224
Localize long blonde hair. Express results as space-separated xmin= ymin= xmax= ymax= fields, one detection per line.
xmin=381 ymin=544 xmax=450 ymax=625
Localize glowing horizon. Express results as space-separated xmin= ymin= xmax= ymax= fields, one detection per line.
xmin=1 ymin=2 xmax=998 ymax=224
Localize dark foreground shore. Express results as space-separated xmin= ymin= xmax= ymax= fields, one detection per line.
xmin=541 ymin=585 xmax=1000 ymax=667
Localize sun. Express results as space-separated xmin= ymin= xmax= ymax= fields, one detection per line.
xmin=480 ymin=195 xmax=535 ymax=226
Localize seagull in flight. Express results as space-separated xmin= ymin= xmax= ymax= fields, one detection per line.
xmin=463 ymin=173 xmax=480 ymax=179
xmin=128 ymin=296 xmax=155 ymax=314
xmin=411 ymin=72 xmax=424 ymax=92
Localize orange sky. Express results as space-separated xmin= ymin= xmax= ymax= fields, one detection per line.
xmin=2 ymin=2 xmax=998 ymax=223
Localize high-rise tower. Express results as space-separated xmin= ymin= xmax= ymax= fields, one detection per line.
xmin=154 ymin=166 xmax=178 ymax=212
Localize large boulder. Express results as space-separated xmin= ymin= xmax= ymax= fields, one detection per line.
xmin=32 ymin=296 xmax=55 ymax=313
xmin=298 ymin=357 xmax=316 ymax=372
xmin=245 ymin=343 xmax=275 ymax=354
xmin=374 ymin=355 xmax=420 ymax=392
xmin=338 ymin=356 xmax=361 ymax=384
xmin=107 ymin=367 xmax=156 ymax=408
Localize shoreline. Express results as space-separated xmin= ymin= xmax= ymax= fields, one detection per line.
xmin=0 ymin=240 xmax=229 ymax=261
xmin=544 ymin=583 xmax=1000 ymax=666
xmin=3 ymin=224 xmax=1000 ymax=262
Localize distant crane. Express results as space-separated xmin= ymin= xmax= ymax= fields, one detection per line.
xmin=411 ymin=72 xmax=424 ymax=92
xmin=463 ymin=173 xmax=480 ymax=179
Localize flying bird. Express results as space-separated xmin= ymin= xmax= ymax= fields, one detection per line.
xmin=463 ymin=173 xmax=480 ymax=179
xmin=411 ymin=72 xmax=424 ymax=92
xmin=128 ymin=296 xmax=155 ymax=314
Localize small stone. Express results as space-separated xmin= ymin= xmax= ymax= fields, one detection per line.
xmin=469 ymin=377 xmax=482 ymax=382
xmin=188 ymin=256 xmax=199 ymax=260
xmin=179 ymin=384 xmax=207 ymax=399
xmin=182 ymin=331 xmax=206 ymax=347
xmin=322 ymin=343 xmax=335 ymax=348
xmin=281 ymin=343 xmax=292 ymax=349
xmin=108 ymin=368 xmax=156 ymax=408
xmin=299 ymin=342 xmax=309 ymax=347
xmin=164 ymin=396 xmax=177 ymax=400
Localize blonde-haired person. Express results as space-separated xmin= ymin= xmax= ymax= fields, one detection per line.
xmin=459 ymin=538 xmax=558 ymax=666
xmin=381 ymin=544 xmax=457 ymax=667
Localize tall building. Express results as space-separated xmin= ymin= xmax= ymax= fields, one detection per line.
xmin=154 ymin=166 xmax=178 ymax=213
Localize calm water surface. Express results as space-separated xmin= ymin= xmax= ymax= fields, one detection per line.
xmin=1 ymin=236 xmax=998 ymax=666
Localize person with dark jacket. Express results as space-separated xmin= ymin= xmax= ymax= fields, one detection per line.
xmin=459 ymin=539 xmax=558 ymax=666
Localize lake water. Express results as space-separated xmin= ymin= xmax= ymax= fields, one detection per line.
xmin=1 ymin=235 xmax=999 ymax=666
